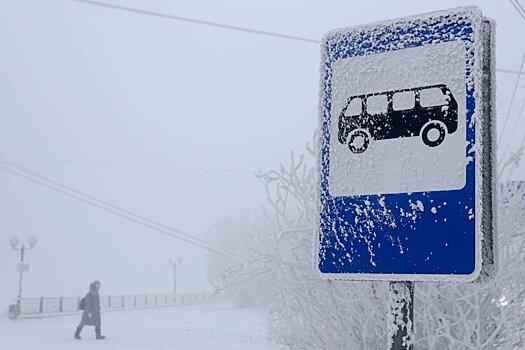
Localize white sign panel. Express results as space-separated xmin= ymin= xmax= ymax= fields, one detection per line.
xmin=329 ymin=41 xmax=467 ymax=196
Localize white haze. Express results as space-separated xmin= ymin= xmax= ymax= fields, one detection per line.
xmin=0 ymin=0 xmax=523 ymax=310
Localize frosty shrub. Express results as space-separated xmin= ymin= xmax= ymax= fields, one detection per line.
xmin=207 ymin=212 xmax=275 ymax=308
xmin=208 ymin=141 xmax=525 ymax=349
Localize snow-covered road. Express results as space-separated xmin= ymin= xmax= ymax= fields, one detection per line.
xmin=0 ymin=303 xmax=288 ymax=350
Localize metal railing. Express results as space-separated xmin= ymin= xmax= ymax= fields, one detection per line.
xmin=9 ymin=292 xmax=221 ymax=318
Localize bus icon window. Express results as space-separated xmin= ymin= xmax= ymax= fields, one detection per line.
xmin=338 ymin=85 xmax=458 ymax=154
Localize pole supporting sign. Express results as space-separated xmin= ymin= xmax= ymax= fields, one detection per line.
xmin=316 ymin=6 xmax=495 ymax=282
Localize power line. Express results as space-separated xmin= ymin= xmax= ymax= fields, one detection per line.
xmin=499 ymin=52 xmax=525 ymax=143
xmin=68 ymin=0 xmax=320 ymax=44
xmin=0 ymin=156 xmax=249 ymax=262
xmin=2 ymin=154 xmax=253 ymax=174
xmin=501 ymin=94 xmax=525 ymax=161
xmin=510 ymin=0 xmax=525 ymax=22
xmin=497 ymin=68 xmax=525 ymax=76
xmin=519 ymin=132 xmax=525 ymax=154
xmin=67 ymin=0 xmax=525 ymax=76
xmin=516 ymin=99 xmax=525 ymax=149
xmin=518 ymin=0 xmax=525 ymax=18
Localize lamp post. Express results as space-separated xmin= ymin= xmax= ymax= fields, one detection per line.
xmin=167 ymin=257 xmax=183 ymax=295
xmin=9 ymin=236 xmax=38 ymax=316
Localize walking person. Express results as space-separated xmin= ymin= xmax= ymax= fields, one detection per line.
xmin=74 ymin=280 xmax=106 ymax=340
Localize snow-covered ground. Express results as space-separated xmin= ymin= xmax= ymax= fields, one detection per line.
xmin=0 ymin=303 xmax=288 ymax=350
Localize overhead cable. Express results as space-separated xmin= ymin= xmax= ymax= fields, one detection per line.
xmin=68 ymin=0 xmax=320 ymax=44
xmin=67 ymin=0 xmax=524 ymax=76
xmin=0 ymin=156 xmax=248 ymax=262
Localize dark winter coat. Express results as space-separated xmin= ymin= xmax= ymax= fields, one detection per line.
xmin=80 ymin=292 xmax=101 ymax=327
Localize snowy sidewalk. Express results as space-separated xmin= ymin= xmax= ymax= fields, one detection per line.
xmin=0 ymin=303 xmax=288 ymax=350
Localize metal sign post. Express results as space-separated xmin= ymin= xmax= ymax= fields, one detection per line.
xmin=315 ymin=7 xmax=495 ymax=348
xmin=388 ymin=282 xmax=414 ymax=350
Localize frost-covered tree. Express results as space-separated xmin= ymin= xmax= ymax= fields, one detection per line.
xmin=208 ymin=141 xmax=525 ymax=349
xmin=414 ymin=180 xmax=525 ymax=350
xmin=207 ymin=211 xmax=276 ymax=307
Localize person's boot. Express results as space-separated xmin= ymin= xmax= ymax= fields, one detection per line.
xmin=95 ymin=328 xmax=106 ymax=340
xmin=74 ymin=326 xmax=82 ymax=340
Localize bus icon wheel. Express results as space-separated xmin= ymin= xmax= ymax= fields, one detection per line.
xmin=421 ymin=121 xmax=447 ymax=148
xmin=348 ymin=129 xmax=370 ymax=154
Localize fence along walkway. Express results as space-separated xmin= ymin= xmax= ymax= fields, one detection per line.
xmin=12 ymin=293 xmax=220 ymax=318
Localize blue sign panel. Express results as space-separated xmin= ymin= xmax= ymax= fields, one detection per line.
xmin=316 ymin=7 xmax=495 ymax=281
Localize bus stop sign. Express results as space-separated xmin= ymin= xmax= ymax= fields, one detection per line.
xmin=316 ymin=7 xmax=495 ymax=282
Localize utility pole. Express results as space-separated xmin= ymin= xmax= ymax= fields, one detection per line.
xmin=167 ymin=257 xmax=183 ymax=295
xmin=9 ymin=236 xmax=38 ymax=317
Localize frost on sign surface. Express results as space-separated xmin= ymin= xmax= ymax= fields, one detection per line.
xmin=317 ymin=7 xmax=496 ymax=282
xmin=329 ymin=41 xmax=466 ymax=197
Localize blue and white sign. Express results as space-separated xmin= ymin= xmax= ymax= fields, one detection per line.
xmin=316 ymin=7 xmax=495 ymax=282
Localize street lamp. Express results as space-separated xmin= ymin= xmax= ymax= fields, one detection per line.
xmin=27 ymin=236 xmax=38 ymax=248
xmin=167 ymin=257 xmax=183 ymax=295
xmin=9 ymin=237 xmax=20 ymax=249
xmin=9 ymin=236 xmax=38 ymax=316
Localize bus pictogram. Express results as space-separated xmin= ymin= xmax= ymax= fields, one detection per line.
xmin=338 ymin=84 xmax=458 ymax=153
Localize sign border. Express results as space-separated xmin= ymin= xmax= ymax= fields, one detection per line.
xmin=314 ymin=7 xmax=496 ymax=282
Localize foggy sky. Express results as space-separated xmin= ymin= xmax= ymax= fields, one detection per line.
xmin=0 ymin=0 xmax=523 ymax=308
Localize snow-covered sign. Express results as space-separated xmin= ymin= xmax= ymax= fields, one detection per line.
xmin=316 ymin=7 xmax=495 ymax=282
